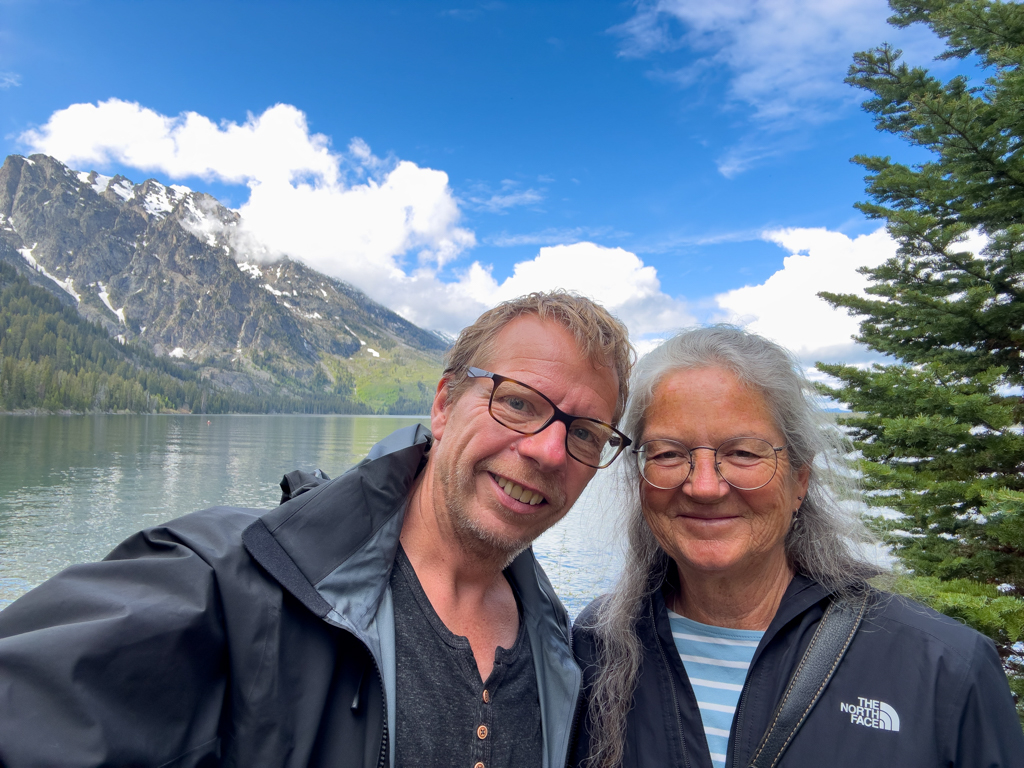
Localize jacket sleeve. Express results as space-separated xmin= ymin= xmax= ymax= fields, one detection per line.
xmin=953 ymin=633 xmax=1024 ymax=768
xmin=0 ymin=523 xmax=229 ymax=768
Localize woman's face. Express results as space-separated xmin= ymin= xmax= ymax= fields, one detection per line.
xmin=639 ymin=366 xmax=810 ymax=582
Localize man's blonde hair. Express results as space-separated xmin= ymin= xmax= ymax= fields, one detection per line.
xmin=442 ymin=291 xmax=634 ymax=423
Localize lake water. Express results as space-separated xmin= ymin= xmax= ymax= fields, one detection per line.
xmin=0 ymin=414 xmax=625 ymax=617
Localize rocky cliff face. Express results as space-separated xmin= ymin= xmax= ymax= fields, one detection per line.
xmin=0 ymin=154 xmax=446 ymax=396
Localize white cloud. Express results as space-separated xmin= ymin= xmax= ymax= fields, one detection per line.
xmin=487 ymin=225 xmax=625 ymax=248
xmin=616 ymin=0 xmax=938 ymax=124
xmin=20 ymin=99 xmax=476 ymax=296
xmin=0 ymin=72 xmax=20 ymax=89
xmin=713 ymin=226 xmax=896 ymax=364
xmin=465 ymin=179 xmax=544 ymax=213
xmin=613 ymin=0 xmax=942 ymax=175
xmin=451 ymin=242 xmax=696 ymax=336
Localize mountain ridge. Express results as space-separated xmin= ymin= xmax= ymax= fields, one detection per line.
xmin=0 ymin=153 xmax=446 ymax=412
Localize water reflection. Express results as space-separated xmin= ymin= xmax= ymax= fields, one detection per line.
xmin=0 ymin=414 xmax=625 ymax=616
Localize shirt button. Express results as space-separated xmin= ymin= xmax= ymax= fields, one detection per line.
xmin=474 ymin=763 xmax=485 ymax=768
xmin=477 ymin=725 xmax=488 ymax=739
xmin=482 ymin=689 xmax=490 ymax=703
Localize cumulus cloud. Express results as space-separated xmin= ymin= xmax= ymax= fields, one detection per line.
xmin=20 ymin=99 xmax=475 ymax=293
xmin=370 ymin=241 xmax=695 ymax=338
xmin=713 ymin=226 xmax=896 ymax=365
xmin=466 ymin=242 xmax=695 ymax=335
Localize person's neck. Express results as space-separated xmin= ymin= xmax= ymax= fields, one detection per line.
xmin=399 ymin=468 xmax=509 ymax=593
xmin=398 ymin=465 xmax=520 ymax=681
xmin=671 ymin=556 xmax=794 ymax=631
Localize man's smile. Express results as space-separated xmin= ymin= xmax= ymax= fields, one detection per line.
xmin=490 ymin=472 xmax=547 ymax=506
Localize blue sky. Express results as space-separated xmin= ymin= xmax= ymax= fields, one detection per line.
xmin=0 ymin=0 xmax=953 ymax=367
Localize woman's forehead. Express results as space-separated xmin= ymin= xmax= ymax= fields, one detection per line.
xmin=645 ymin=367 xmax=781 ymax=439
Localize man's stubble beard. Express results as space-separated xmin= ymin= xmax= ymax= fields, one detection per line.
xmin=437 ymin=451 xmax=566 ymax=569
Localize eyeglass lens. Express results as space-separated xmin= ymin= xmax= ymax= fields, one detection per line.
xmin=489 ymin=378 xmax=624 ymax=468
xmin=637 ymin=437 xmax=779 ymax=490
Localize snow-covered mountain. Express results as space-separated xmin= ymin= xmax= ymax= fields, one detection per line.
xmin=0 ymin=153 xmax=447 ymax=399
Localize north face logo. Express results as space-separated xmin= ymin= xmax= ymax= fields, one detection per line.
xmin=839 ymin=697 xmax=900 ymax=731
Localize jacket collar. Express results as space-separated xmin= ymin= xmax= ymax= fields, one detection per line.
xmin=243 ymin=423 xmax=432 ymax=630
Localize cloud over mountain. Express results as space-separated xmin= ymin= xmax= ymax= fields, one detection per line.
xmin=19 ymin=99 xmax=702 ymax=338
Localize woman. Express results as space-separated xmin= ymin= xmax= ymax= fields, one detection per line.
xmin=572 ymin=327 xmax=1023 ymax=768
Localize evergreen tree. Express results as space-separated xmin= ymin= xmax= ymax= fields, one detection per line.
xmin=818 ymin=0 xmax=1024 ymax=720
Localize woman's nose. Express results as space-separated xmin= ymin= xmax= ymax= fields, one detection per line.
xmin=685 ymin=448 xmax=728 ymax=498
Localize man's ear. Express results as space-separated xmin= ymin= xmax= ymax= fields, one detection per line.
xmin=430 ymin=378 xmax=451 ymax=441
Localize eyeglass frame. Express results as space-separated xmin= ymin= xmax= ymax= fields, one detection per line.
xmin=633 ymin=438 xmax=788 ymax=491
xmin=465 ymin=366 xmax=632 ymax=469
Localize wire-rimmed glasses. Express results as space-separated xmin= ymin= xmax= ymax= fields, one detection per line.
xmin=635 ymin=437 xmax=787 ymax=490
xmin=466 ymin=367 xmax=631 ymax=469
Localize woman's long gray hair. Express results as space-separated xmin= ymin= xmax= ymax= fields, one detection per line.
xmin=582 ymin=326 xmax=879 ymax=768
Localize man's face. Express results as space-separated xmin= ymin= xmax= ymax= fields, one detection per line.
xmin=428 ymin=315 xmax=620 ymax=562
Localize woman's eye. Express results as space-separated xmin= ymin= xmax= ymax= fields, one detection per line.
xmin=650 ymin=450 xmax=684 ymax=462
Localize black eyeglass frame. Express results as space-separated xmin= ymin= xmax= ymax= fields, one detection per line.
xmin=466 ymin=366 xmax=631 ymax=469
xmin=633 ymin=438 xmax=788 ymax=491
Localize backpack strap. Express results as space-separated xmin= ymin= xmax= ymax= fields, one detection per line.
xmin=748 ymin=591 xmax=870 ymax=768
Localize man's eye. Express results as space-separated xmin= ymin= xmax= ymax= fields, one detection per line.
xmin=570 ymin=425 xmax=599 ymax=444
xmin=498 ymin=395 xmax=535 ymax=415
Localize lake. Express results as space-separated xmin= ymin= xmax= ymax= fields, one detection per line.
xmin=0 ymin=414 xmax=625 ymax=617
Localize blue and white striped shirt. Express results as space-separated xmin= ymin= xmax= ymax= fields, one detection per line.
xmin=668 ymin=611 xmax=763 ymax=767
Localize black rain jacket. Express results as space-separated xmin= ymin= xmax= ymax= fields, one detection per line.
xmin=572 ymin=571 xmax=1024 ymax=768
xmin=0 ymin=425 xmax=582 ymax=768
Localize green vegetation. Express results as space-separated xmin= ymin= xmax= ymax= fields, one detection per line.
xmin=817 ymin=0 xmax=1024 ymax=720
xmin=0 ymin=262 xmax=441 ymax=414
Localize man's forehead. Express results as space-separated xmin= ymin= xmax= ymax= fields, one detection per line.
xmin=473 ymin=316 xmax=618 ymax=417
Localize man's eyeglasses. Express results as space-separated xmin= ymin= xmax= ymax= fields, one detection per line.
xmin=466 ymin=367 xmax=631 ymax=469
xmin=634 ymin=437 xmax=787 ymax=490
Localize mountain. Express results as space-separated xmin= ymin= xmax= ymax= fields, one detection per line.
xmin=0 ymin=154 xmax=446 ymax=413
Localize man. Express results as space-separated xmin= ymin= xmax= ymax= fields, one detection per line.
xmin=0 ymin=291 xmax=633 ymax=768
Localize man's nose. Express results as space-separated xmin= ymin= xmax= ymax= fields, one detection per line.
xmin=517 ymin=420 xmax=568 ymax=470
xmin=685 ymin=448 xmax=728 ymax=499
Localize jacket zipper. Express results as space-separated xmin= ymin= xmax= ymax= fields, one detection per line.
xmin=729 ymin=677 xmax=751 ymax=768
xmin=653 ymin=594 xmax=692 ymax=768
xmin=564 ymin=694 xmax=583 ymax=768
xmin=373 ymin=659 xmax=389 ymax=768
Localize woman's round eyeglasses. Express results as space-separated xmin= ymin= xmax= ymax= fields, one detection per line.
xmin=634 ymin=437 xmax=787 ymax=490
xmin=466 ymin=367 xmax=631 ymax=469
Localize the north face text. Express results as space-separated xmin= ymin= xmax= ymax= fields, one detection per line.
xmin=839 ymin=697 xmax=900 ymax=732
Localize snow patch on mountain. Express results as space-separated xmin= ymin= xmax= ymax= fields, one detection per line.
xmin=143 ymin=184 xmax=175 ymax=217
xmin=110 ymin=178 xmax=135 ymax=201
xmin=237 ymin=262 xmax=262 ymax=279
xmin=77 ymin=171 xmax=114 ymax=195
xmin=18 ymin=242 xmax=81 ymax=302
xmin=97 ymin=282 xmax=127 ymax=325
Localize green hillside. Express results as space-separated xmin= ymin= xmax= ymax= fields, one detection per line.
xmin=0 ymin=262 xmax=440 ymax=414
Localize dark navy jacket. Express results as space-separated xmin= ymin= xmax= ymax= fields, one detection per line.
xmin=572 ymin=573 xmax=1024 ymax=768
xmin=0 ymin=425 xmax=581 ymax=768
